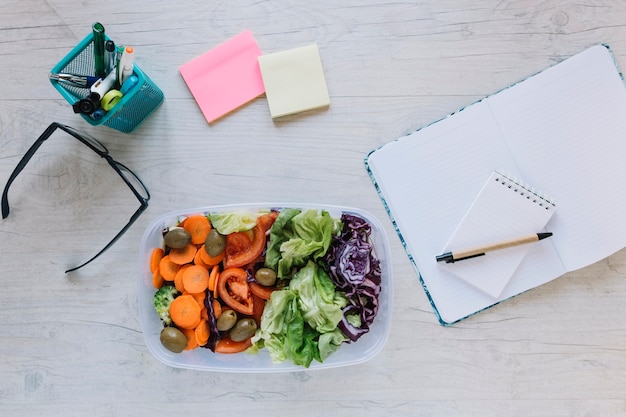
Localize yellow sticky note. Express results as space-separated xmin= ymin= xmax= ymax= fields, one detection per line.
xmin=258 ymin=44 xmax=330 ymax=118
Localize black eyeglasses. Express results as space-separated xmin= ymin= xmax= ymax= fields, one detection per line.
xmin=1 ymin=122 xmax=150 ymax=273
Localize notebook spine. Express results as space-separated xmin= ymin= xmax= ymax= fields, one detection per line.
xmin=494 ymin=172 xmax=556 ymax=210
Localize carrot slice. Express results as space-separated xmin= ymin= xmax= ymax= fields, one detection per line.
xmin=152 ymin=269 xmax=164 ymax=289
xmin=208 ymin=264 xmax=220 ymax=292
xmin=199 ymin=244 xmax=225 ymax=266
xmin=193 ymin=248 xmax=210 ymax=268
xmin=169 ymin=294 xmax=202 ymax=330
xmin=159 ymin=255 xmax=180 ymax=281
xmin=174 ymin=264 xmax=190 ymax=291
xmin=212 ymin=299 xmax=222 ymax=318
xmin=150 ymin=247 xmax=164 ymax=273
xmin=182 ymin=265 xmax=210 ymax=294
xmin=168 ymin=243 xmax=197 ymax=265
xmin=192 ymin=290 xmax=206 ymax=308
xmin=183 ymin=215 xmax=212 ymax=245
xmin=181 ymin=327 xmax=199 ymax=350
xmin=194 ymin=320 xmax=210 ymax=346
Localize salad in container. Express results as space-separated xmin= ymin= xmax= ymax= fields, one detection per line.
xmin=137 ymin=204 xmax=393 ymax=372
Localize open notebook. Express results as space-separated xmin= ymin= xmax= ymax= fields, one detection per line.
xmin=365 ymin=44 xmax=626 ymax=325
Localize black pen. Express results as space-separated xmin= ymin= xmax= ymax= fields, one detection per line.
xmin=105 ymin=40 xmax=116 ymax=73
xmin=436 ymin=232 xmax=553 ymax=263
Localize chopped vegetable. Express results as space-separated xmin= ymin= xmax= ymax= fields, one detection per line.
xmin=224 ymin=224 xmax=264 ymax=268
xmin=203 ymin=291 xmax=220 ymax=351
xmin=183 ymin=215 xmax=212 ymax=245
xmin=209 ymin=210 xmax=260 ymax=235
xmin=214 ymin=335 xmax=253 ymax=354
xmin=194 ymin=320 xmax=210 ymax=346
xmin=289 ymin=261 xmax=347 ymax=333
xmin=217 ymin=267 xmax=254 ymax=315
xmin=324 ymin=213 xmax=382 ymax=342
xmin=169 ymin=294 xmax=202 ymax=330
xmin=174 ymin=264 xmax=190 ymax=292
xmin=252 ymin=289 xmax=317 ymax=366
xmin=152 ymin=269 xmax=164 ymax=289
xmin=153 ymin=285 xmax=180 ymax=326
xmin=160 ymin=326 xmax=188 ymax=353
xmin=253 ymin=261 xmax=347 ymax=367
xmin=200 ymin=244 xmax=225 ymax=265
xmin=265 ymin=209 xmax=342 ymax=279
xmin=159 ymin=255 xmax=180 ymax=281
xmin=181 ymin=264 xmax=210 ymax=294
xmin=249 ymin=281 xmax=275 ymax=300
xmin=182 ymin=327 xmax=199 ymax=350
xmin=208 ymin=264 xmax=220 ymax=292
xmin=168 ymin=242 xmax=197 ymax=265
xmin=150 ymin=247 xmax=164 ymax=273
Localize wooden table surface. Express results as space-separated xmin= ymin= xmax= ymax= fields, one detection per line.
xmin=1 ymin=1 xmax=625 ymax=416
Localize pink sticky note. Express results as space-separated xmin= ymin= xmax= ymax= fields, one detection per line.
xmin=179 ymin=30 xmax=265 ymax=123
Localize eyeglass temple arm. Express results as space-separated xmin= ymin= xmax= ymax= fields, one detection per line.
xmin=65 ymin=203 xmax=148 ymax=273
xmin=1 ymin=124 xmax=58 ymax=218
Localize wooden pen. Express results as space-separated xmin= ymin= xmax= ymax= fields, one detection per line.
xmin=436 ymin=232 xmax=553 ymax=263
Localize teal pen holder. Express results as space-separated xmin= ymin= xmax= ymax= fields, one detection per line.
xmin=50 ymin=33 xmax=164 ymax=133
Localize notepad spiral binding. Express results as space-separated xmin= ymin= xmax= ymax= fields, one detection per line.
xmin=494 ymin=172 xmax=556 ymax=210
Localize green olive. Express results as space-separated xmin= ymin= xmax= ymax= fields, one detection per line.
xmin=255 ymin=267 xmax=277 ymax=287
xmin=160 ymin=327 xmax=188 ymax=353
xmin=229 ymin=318 xmax=257 ymax=342
xmin=205 ymin=229 xmax=226 ymax=257
xmin=216 ymin=309 xmax=238 ymax=332
xmin=164 ymin=227 xmax=191 ymax=249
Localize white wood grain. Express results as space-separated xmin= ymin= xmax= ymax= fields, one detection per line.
xmin=1 ymin=1 xmax=626 ymax=416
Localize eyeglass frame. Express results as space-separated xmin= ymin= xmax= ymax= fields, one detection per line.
xmin=1 ymin=122 xmax=150 ymax=273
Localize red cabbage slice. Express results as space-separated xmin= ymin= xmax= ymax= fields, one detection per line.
xmin=324 ymin=213 xmax=382 ymax=342
xmin=203 ymin=290 xmax=220 ymax=351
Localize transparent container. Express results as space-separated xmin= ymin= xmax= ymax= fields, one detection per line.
xmin=137 ymin=203 xmax=393 ymax=372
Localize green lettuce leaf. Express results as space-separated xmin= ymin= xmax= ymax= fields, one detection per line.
xmin=289 ymin=261 xmax=347 ymax=333
xmin=253 ymin=289 xmax=318 ymax=367
xmin=252 ymin=260 xmax=347 ymax=367
xmin=208 ymin=210 xmax=260 ymax=234
xmin=265 ymin=209 xmax=342 ymax=278
xmin=318 ymin=328 xmax=348 ymax=362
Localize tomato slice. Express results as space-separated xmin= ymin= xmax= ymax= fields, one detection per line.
xmin=251 ymin=293 xmax=266 ymax=326
xmin=222 ymin=213 xmax=277 ymax=269
xmin=257 ymin=211 xmax=278 ymax=231
xmin=249 ymin=281 xmax=276 ymax=301
xmin=217 ymin=267 xmax=254 ymax=315
xmin=214 ymin=335 xmax=253 ymax=354
xmin=224 ymin=224 xmax=264 ymax=268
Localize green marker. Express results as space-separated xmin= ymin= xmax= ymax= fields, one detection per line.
xmin=92 ymin=22 xmax=106 ymax=78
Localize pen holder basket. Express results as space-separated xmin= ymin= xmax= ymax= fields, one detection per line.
xmin=50 ymin=33 xmax=164 ymax=133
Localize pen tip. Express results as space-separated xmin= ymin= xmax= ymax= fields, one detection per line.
xmin=537 ymin=232 xmax=553 ymax=240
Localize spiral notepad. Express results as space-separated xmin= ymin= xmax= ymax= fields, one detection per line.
xmin=439 ymin=171 xmax=557 ymax=298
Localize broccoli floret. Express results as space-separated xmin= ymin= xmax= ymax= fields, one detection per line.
xmin=153 ymin=285 xmax=180 ymax=326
